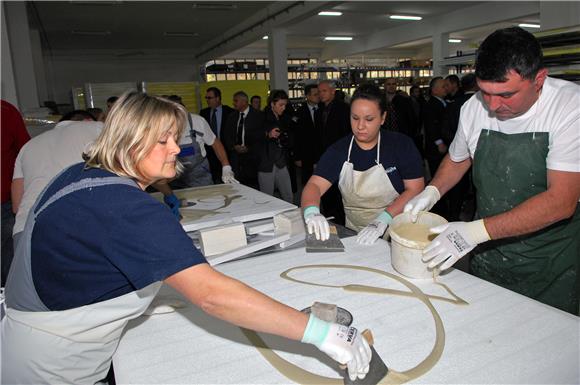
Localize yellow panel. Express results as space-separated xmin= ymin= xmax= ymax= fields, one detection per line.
xmin=145 ymin=82 xmax=199 ymax=113
xmin=199 ymin=80 xmax=270 ymax=110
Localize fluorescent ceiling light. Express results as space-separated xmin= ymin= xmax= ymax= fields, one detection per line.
xmin=519 ymin=23 xmax=541 ymax=28
xmin=262 ymin=36 xmax=268 ymax=40
xmin=324 ymin=36 xmax=353 ymax=41
xmin=389 ymin=15 xmax=422 ymax=21
xmin=318 ymin=11 xmax=342 ymax=16
xmin=449 ymin=38 xmax=462 ymax=43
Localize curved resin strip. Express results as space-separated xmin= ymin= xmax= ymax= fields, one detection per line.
xmin=244 ymin=264 xmax=468 ymax=385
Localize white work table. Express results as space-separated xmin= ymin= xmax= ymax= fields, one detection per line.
xmin=113 ymin=237 xmax=579 ymax=384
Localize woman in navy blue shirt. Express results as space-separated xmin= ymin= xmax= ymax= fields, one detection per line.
xmin=3 ymin=92 xmax=371 ymax=384
xmin=301 ymin=84 xmax=425 ymax=244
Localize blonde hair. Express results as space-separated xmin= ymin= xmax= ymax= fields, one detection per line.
xmin=84 ymin=91 xmax=187 ymax=181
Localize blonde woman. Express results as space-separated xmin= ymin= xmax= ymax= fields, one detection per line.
xmin=2 ymin=92 xmax=371 ymax=384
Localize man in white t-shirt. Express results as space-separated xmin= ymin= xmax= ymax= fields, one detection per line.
xmin=154 ymin=96 xmax=238 ymax=217
xmin=11 ymin=120 xmax=104 ymax=246
xmin=405 ymin=27 xmax=580 ymax=314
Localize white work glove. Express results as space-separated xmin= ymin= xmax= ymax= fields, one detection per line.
xmin=423 ymin=219 xmax=491 ymax=271
xmin=302 ymin=314 xmax=371 ymax=381
xmin=357 ymin=211 xmax=392 ymax=245
xmin=403 ymin=185 xmax=441 ymax=222
xmin=303 ymin=206 xmax=330 ymax=241
xmin=221 ymin=165 xmax=239 ymax=184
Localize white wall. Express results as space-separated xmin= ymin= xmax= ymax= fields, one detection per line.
xmin=47 ymin=52 xmax=199 ymax=104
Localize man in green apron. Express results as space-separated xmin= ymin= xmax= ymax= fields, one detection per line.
xmin=404 ymin=27 xmax=580 ymax=315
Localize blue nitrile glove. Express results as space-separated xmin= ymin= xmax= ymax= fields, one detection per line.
xmin=302 ymin=314 xmax=371 ymax=381
xmin=163 ymin=193 xmax=181 ymax=218
xmin=356 ymin=211 xmax=393 ymax=245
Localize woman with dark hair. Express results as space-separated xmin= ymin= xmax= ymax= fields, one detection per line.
xmin=258 ymin=89 xmax=294 ymax=203
xmin=301 ymin=84 xmax=425 ymax=244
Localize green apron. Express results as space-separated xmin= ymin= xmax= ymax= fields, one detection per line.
xmin=471 ymin=129 xmax=579 ymax=315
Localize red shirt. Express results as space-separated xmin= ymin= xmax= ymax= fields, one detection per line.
xmin=1 ymin=100 xmax=30 ymax=203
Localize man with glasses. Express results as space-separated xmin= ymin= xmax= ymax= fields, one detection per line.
xmin=201 ymin=87 xmax=234 ymax=183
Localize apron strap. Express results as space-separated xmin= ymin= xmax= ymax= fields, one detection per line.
xmin=346 ymin=136 xmax=355 ymax=162
xmin=376 ymin=132 xmax=381 ymax=165
xmin=35 ymin=177 xmax=138 ymax=217
xmin=346 ymin=134 xmax=381 ymax=165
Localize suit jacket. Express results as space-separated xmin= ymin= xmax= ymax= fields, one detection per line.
xmin=383 ymin=94 xmax=418 ymax=139
xmin=316 ymin=99 xmax=350 ymax=152
xmin=223 ymin=107 xmax=264 ymax=184
xmin=200 ymin=105 xmax=234 ymax=183
xmin=442 ymin=92 xmax=475 ymax=144
xmin=423 ymin=97 xmax=448 ymax=158
xmin=294 ymin=102 xmax=322 ymax=165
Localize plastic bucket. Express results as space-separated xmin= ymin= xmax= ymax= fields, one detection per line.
xmin=388 ymin=211 xmax=447 ymax=279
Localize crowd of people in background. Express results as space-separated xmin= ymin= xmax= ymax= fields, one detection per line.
xmin=169 ymin=73 xmax=479 ymax=227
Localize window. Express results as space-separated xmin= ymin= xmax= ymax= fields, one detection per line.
xmin=217 ymin=73 xmax=226 ymax=81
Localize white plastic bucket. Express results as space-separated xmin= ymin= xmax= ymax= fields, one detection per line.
xmin=388 ymin=211 xmax=447 ymax=279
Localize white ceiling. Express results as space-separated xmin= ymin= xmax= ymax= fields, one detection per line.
xmin=28 ymin=1 xmax=541 ymax=63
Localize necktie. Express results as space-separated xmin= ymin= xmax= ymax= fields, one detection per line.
xmin=210 ymin=109 xmax=218 ymax=136
xmin=236 ymin=112 xmax=245 ymax=145
xmin=310 ymin=106 xmax=317 ymax=123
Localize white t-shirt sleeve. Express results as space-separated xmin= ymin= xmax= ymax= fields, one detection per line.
xmin=190 ymin=114 xmax=216 ymax=146
xmin=545 ymin=90 xmax=580 ymax=172
xmin=448 ymin=98 xmax=477 ymax=162
xmin=12 ymin=144 xmax=26 ymax=179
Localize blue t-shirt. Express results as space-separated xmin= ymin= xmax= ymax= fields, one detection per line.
xmin=314 ymin=131 xmax=423 ymax=193
xmin=31 ymin=163 xmax=207 ymax=311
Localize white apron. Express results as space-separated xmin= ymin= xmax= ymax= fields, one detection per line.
xmin=338 ymin=134 xmax=399 ymax=232
xmin=2 ymin=174 xmax=162 ymax=384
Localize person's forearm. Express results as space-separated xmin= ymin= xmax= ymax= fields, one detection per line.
xmin=301 ymin=182 xmax=323 ymax=210
xmin=430 ymin=155 xmax=471 ymax=196
xmin=212 ymin=139 xmax=230 ymax=166
xmin=485 ymin=187 xmax=578 ymax=240
xmin=385 ymin=178 xmax=425 ymax=217
xmin=166 ymin=264 xmax=308 ymax=341
xmin=11 ymin=178 xmax=24 ymax=214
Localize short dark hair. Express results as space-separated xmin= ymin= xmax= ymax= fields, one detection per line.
xmin=166 ymin=95 xmax=184 ymax=105
xmin=268 ymin=89 xmax=288 ymax=105
xmin=206 ymin=87 xmax=222 ymax=99
xmin=351 ymin=83 xmax=386 ymax=114
xmin=250 ymin=95 xmax=261 ymax=102
xmin=429 ymin=76 xmax=444 ymax=91
xmin=233 ymin=91 xmax=248 ymax=101
xmin=60 ymin=110 xmax=96 ymax=122
xmin=304 ymin=84 xmax=318 ymax=96
xmin=461 ymin=73 xmax=478 ymax=91
xmin=475 ymin=26 xmax=544 ymax=82
xmin=410 ymin=85 xmax=420 ymax=94
xmin=445 ymin=74 xmax=460 ymax=86
xmin=106 ymin=96 xmax=118 ymax=105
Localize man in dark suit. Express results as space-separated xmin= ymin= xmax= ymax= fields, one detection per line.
xmin=443 ymin=73 xmax=479 ymax=221
xmin=222 ymin=91 xmax=264 ymax=189
xmin=294 ymin=84 xmax=322 ymax=185
xmin=423 ymin=76 xmax=450 ymax=217
xmin=382 ymin=78 xmax=418 ymax=140
xmin=200 ymin=87 xmax=234 ymax=184
xmin=314 ymin=80 xmax=351 ymax=225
